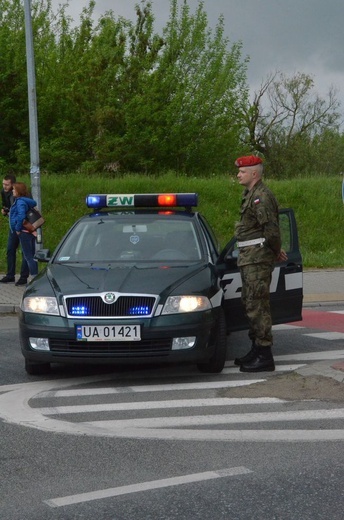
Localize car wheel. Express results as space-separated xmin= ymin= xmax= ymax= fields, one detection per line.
xmin=25 ymin=358 xmax=51 ymax=375
xmin=197 ymin=308 xmax=227 ymax=374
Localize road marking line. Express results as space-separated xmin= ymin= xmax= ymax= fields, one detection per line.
xmin=38 ymin=397 xmax=286 ymax=416
xmin=37 ymin=379 xmax=266 ymax=398
xmin=304 ymin=332 xmax=344 ymax=340
xmin=274 ymin=350 xmax=344 ymax=361
xmin=273 ymin=324 xmax=305 ymax=330
xmin=223 ymin=364 xmax=305 ymax=374
xmin=45 ymin=466 xmax=253 ymax=508
xmin=102 ymin=428 xmax=344 ymax=443
xmin=84 ymin=408 xmax=344 ymax=430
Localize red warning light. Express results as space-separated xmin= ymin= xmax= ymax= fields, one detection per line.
xmin=158 ymin=194 xmax=177 ymax=206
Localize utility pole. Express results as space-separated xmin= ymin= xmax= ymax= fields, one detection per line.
xmin=23 ymin=0 xmax=43 ymax=246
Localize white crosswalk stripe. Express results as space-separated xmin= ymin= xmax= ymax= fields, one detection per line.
xmin=38 ymin=397 xmax=287 ymax=416
xmin=36 ymin=379 xmax=267 ymax=399
xmin=305 ymin=332 xmax=344 ymax=340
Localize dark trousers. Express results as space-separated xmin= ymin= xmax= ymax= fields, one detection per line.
xmin=6 ymin=229 xmax=30 ymax=279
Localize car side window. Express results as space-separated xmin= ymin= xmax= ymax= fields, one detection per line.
xmin=279 ymin=212 xmax=291 ymax=252
xmin=198 ymin=215 xmax=220 ymax=262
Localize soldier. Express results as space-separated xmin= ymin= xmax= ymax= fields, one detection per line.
xmin=234 ymin=155 xmax=287 ymax=372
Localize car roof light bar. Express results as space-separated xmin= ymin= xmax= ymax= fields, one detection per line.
xmin=86 ymin=193 xmax=198 ymax=209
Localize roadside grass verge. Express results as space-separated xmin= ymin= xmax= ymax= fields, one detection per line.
xmin=0 ymin=172 xmax=343 ymax=271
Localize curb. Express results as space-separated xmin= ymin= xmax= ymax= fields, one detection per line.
xmin=0 ymin=305 xmax=20 ymax=314
xmin=303 ymin=294 xmax=344 ymax=304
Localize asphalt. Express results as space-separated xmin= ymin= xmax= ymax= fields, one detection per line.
xmin=1 ymin=269 xmax=344 ymax=383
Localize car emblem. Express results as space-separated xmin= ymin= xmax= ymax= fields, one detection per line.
xmin=103 ymin=292 xmax=116 ymax=304
xmin=130 ymin=234 xmax=139 ymax=245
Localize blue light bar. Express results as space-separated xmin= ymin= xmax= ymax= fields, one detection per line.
xmin=72 ymin=306 xmax=90 ymax=316
xmin=129 ymin=306 xmax=150 ymax=316
xmin=85 ymin=193 xmax=198 ymax=209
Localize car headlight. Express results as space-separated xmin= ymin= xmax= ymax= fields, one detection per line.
xmin=161 ymin=295 xmax=211 ymax=314
xmin=22 ymin=296 xmax=60 ymax=315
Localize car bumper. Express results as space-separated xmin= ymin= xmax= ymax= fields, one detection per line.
xmin=19 ymin=308 xmax=221 ymax=366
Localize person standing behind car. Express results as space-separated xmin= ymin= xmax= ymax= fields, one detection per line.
xmin=233 ymin=155 xmax=287 ymax=373
xmin=1 ymin=174 xmax=30 ymax=285
xmin=9 ymin=182 xmax=38 ymax=280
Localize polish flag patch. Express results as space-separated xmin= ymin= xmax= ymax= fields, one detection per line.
xmin=254 ymin=198 xmax=260 ymax=204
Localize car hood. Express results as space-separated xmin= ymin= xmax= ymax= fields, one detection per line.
xmin=41 ymin=262 xmax=212 ymax=298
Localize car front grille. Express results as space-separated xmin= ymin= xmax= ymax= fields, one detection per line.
xmin=65 ymin=295 xmax=157 ymax=318
xmin=49 ymin=338 xmax=172 ymax=356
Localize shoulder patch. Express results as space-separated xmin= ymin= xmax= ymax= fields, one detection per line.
xmin=254 ymin=198 xmax=260 ymax=205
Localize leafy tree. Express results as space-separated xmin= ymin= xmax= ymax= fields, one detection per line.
xmin=117 ymin=0 xmax=248 ymax=173
xmin=240 ymin=71 xmax=341 ymax=176
xmin=0 ymin=0 xmax=28 ymax=166
xmin=0 ymin=0 xmax=249 ymax=174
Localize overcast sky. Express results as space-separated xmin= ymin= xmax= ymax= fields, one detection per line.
xmin=50 ymin=0 xmax=344 ymax=113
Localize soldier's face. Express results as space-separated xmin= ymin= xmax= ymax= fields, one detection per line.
xmin=237 ymin=167 xmax=256 ymax=189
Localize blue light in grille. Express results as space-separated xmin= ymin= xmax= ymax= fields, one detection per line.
xmin=129 ymin=306 xmax=150 ymax=315
xmin=71 ymin=305 xmax=89 ymax=316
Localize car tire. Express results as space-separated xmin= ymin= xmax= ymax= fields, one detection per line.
xmin=197 ymin=308 xmax=227 ymax=373
xmin=25 ymin=358 xmax=51 ymax=375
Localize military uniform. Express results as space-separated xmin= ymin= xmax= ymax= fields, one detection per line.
xmin=235 ymin=179 xmax=281 ymax=348
xmin=232 ymin=154 xmax=283 ymax=372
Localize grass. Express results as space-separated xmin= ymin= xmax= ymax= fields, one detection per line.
xmin=0 ymin=172 xmax=343 ymax=272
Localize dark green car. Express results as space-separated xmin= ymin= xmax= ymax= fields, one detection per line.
xmin=19 ymin=193 xmax=303 ymax=375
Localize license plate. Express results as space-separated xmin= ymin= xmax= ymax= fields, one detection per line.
xmin=76 ymin=324 xmax=141 ymax=342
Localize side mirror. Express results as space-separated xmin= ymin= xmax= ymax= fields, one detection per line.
xmin=34 ymin=249 xmax=51 ymax=262
xmin=226 ymin=248 xmax=239 ymax=261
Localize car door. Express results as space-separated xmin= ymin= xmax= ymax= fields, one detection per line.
xmin=217 ymin=208 xmax=303 ymax=332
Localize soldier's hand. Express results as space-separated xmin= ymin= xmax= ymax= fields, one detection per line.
xmin=276 ymin=249 xmax=288 ymax=262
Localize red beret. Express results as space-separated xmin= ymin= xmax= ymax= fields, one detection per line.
xmin=235 ymin=155 xmax=263 ymax=167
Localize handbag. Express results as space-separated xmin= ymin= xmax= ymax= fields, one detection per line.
xmin=23 ymin=207 xmax=45 ymax=232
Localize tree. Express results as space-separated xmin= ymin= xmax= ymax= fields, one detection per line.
xmin=91 ymin=0 xmax=249 ymax=174
xmin=119 ymin=0 xmax=248 ymax=173
xmin=0 ymin=0 xmax=28 ymax=166
xmin=240 ymin=71 xmax=341 ymax=176
xmin=0 ymin=0 xmax=248 ymax=175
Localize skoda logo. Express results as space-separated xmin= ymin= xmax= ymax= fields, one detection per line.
xmin=103 ymin=292 xmax=116 ymax=304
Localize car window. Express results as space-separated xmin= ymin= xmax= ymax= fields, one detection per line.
xmin=55 ymin=217 xmax=202 ymax=262
xmin=279 ymin=212 xmax=291 ymax=252
xmin=198 ymin=215 xmax=220 ymax=262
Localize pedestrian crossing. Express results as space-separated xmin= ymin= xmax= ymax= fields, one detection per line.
xmin=0 ymin=308 xmax=343 ymax=442
xmin=0 ymin=346 xmax=339 ymax=443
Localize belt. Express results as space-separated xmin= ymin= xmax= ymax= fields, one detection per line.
xmin=237 ymin=238 xmax=265 ymax=248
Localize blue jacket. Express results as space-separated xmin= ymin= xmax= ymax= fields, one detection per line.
xmin=9 ymin=196 xmax=37 ymax=233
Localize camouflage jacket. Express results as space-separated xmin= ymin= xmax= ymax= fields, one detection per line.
xmin=235 ymin=180 xmax=281 ymax=266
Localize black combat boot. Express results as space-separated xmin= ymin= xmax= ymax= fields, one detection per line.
xmin=239 ymin=346 xmax=275 ymax=372
xmin=234 ymin=343 xmax=258 ymax=366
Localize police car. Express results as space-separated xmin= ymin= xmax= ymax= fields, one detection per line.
xmin=19 ymin=193 xmax=303 ymax=375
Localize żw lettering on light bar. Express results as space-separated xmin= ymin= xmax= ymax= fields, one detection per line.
xmin=86 ymin=193 xmax=198 ymax=209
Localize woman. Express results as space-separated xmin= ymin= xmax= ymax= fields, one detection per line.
xmin=9 ymin=182 xmax=38 ymax=278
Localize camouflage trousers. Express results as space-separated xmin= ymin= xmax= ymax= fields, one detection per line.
xmin=240 ymin=263 xmax=274 ymax=347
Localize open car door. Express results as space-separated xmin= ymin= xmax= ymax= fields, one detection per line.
xmin=218 ymin=208 xmax=303 ymax=332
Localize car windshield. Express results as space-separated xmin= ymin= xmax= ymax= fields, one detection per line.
xmin=54 ymin=216 xmax=202 ymax=263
